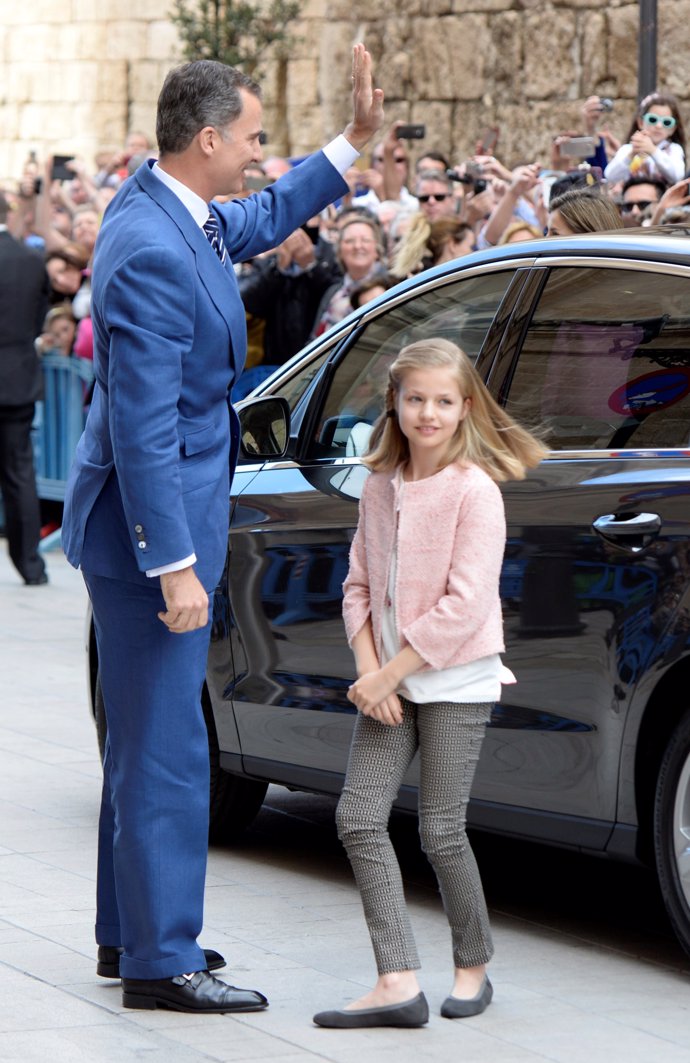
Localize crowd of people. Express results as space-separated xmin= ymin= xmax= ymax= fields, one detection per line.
xmin=3 ymin=90 xmax=690 ymax=397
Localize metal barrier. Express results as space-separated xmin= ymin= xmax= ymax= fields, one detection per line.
xmin=32 ymin=352 xmax=93 ymax=552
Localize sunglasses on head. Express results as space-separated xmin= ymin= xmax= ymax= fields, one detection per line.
xmin=642 ymin=112 xmax=677 ymax=130
xmin=418 ymin=193 xmax=450 ymax=203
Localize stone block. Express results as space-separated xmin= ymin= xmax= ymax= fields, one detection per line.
xmin=290 ymin=18 xmax=322 ymax=61
xmin=287 ymin=58 xmax=319 ymax=110
xmin=96 ymin=61 xmax=130 ymax=105
xmin=411 ymin=14 xmax=489 ymax=101
xmin=105 ymin=21 xmax=148 ymax=61
xmin=6 ymin=25 xmax=54 ymax=62
xmin=0 ymin=0 xmax=61 ymax=23
xmin=1 ymin=102 xmax=20 ymax=144
xmin=125 ymin=103 xmax=157 ymax=146
xmin=76 ymin=101 xmax=128 ymax=148
xmin=607 ymin=4 xmax=640 ymax=100
xmin=318 ymin=22 xmax=358 ymax=138
xmin=19 ymin=102 xmax=72 ymax=141
xmin=410 ymin=100 xmax=454 ymax=159
xmin=485 ymin=11 xmax=523 ymax=90
xmin=286 ymin=107 xmax=325 ymax=156
xmin=453 ymin=0 xmax=514 ymax=8
xmin=450 ymin=101 xmax=495 ymax=162
xmin=146 ymin=20 xmax=182 ymax=62
xmin=581 ymin=10 xmax=607 ymax=94
xmin=523 ymin=9 xmax=578 ymax=99
xmin=128 ymin=60 xmax=164 ymax=104
xmin=658 ymin=0 xmax=690 ymax=99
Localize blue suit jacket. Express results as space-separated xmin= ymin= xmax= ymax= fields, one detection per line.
xmin=62 ymin=154 xmax=347 ymax=590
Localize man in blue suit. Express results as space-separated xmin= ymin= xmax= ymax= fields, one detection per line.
xmin=62 ymin=45 xmax=384 ymax=1014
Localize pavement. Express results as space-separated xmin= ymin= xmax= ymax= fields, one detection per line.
xmin=1 ymin=544 xmax=689 ymax=1063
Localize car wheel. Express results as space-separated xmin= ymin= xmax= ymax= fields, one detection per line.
xmin=202 ymin=693 xmax=268 ymax=845
xmin=654 ymin=709 xmax=690 ymax=957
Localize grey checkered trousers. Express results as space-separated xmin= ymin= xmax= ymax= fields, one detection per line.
xmin=336 ymin=697 xmax=494 ymax=974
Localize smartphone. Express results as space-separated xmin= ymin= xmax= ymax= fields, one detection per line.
xmin=560 ymin=137 xmax=597 ymax=157
xmin=397 ymin=124 xmax=426 ymax=140
xmin=478 ymin=125 xmax=499 ymax=154
xmin=52 ymin=154 xmax=75 ymax=181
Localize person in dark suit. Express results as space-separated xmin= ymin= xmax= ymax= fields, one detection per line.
xmin=0 ymin=193 xmax=50 ymax=585
xmin=62 ymin=46 xmax=384 ymax=1014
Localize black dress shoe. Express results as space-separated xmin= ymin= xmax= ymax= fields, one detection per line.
xmin=441 ymin=976 xmax=493 ymax=1018
xmin=97 ymin=945 xmax=226 ymax=979
xmin=24 ymin=572 xmax=48 ymax=585
xmin=121 ymin=969 xmax=268 ymax=1013
xmin=313 ymin=992 xmax=428 ymax=1028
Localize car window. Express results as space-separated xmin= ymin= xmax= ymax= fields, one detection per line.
xmin=308 ymin=269 xmax=516 ymax=459
xmin=270 ymin=347 xmax=331 ymax=413
xmin=502 ymin=265 xmax=690 ymax=450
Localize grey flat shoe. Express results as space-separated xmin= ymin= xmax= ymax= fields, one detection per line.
xmin=313 ymin=991 xmax=429 ymax=1028
xmin=441 ymin=976 xmax=493 ymax=1018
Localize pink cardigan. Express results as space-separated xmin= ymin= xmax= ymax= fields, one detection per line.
xmin=342 ymin=462 xmax=506 ymax=672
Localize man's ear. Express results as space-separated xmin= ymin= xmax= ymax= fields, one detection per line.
xmin=197 ymin=127 xmax=217 ymax=157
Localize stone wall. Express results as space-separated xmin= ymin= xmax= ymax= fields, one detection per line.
xmin=1 ymin=0 xmax=687 ymax=183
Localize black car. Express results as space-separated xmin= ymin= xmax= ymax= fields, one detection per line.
xmin=89 ymin=226 xmax=690 ymax=958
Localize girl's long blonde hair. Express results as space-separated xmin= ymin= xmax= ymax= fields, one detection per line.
xmin=364 ymin=338 xmax=548 ymax=482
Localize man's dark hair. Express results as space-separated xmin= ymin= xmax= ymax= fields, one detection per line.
xmin=156 ymin=60 xmax=260 ymax=155
xmin=416 ymin=150 xmax=450 ymax=171
xmin=0 ymin=192 xmax=9 ymax=222
xmin=621 ymin=175 xmax=668 ymax=199
xmin=548 ymin=171 xmax=594 ymax=205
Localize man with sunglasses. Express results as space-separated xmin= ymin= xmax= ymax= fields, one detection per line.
xmin=415 ymin=170 xmax=456 ymax=221
xmin=619 ymin=175 xmax=667 ymax=227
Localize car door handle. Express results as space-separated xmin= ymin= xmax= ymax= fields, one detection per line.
xmin=592 ymin=511 xmax=662 ymax=551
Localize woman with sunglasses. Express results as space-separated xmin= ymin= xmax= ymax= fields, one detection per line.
xmin=604 ymin=92 xmax=686 ymax=186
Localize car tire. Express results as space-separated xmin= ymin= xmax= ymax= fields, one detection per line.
xmin=654 ymin=709 xmax=690 ymax=957
xmin=202 ymin=693 xmax=268 ymax=845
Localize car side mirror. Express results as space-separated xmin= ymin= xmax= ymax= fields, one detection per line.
xmin=237 ymin=396 xmax=291 ymax=460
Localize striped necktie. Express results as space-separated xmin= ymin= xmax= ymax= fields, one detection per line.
xmin=203 ymin=212 xmax=228 ymax=265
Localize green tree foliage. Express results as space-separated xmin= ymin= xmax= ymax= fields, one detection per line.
xmin=170 ymin=0 xmax=302 ymax=76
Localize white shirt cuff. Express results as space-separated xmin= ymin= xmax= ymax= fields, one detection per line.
xmin=146 ymin=553 xmax=197 ymax=577
xmin=322 ymin=135 xmax=360 ymax=175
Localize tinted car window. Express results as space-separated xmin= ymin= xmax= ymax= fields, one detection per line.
xmin=310 ymin=269 xmax=517 ymax=459
xmin=503 ymin=265 xmax=690 ymax=450
xmin=271 ymin=347 xmax=331 ymax=413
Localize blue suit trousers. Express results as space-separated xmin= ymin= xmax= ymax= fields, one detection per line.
xmin=85 ymin=572 xmax=212 ymax=980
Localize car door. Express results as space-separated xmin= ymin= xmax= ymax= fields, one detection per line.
xmin=472 ymin=256 xmax=690 ymax=849
xmin=224 ymin=263 xmax=530 ymax=800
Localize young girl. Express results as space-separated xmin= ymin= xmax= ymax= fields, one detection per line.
xmin=604 ymin=92 xmax=686 ymax=186
xmin=313 ymin=338 xmax=546 ymax=1030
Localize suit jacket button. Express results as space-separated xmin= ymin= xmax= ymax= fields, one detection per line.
xmin=137 ymin=541 xmax=147 ymax=549
xmin=134 ymin=524 xmax=143 ymax=533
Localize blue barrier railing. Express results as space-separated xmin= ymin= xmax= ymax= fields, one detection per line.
xmin=33 ymin=352 xmax=93 ymax=502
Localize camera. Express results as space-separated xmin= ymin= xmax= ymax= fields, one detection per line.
xmin=446 ymin=167 xmax=487 ymax=195
xmin=599 ymin=97 xmax=614 ymax=112
xmin=397 ymin=124 xmax=425 ymax=140
xmin=51 ymin=154 xmax=75 ymax=182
